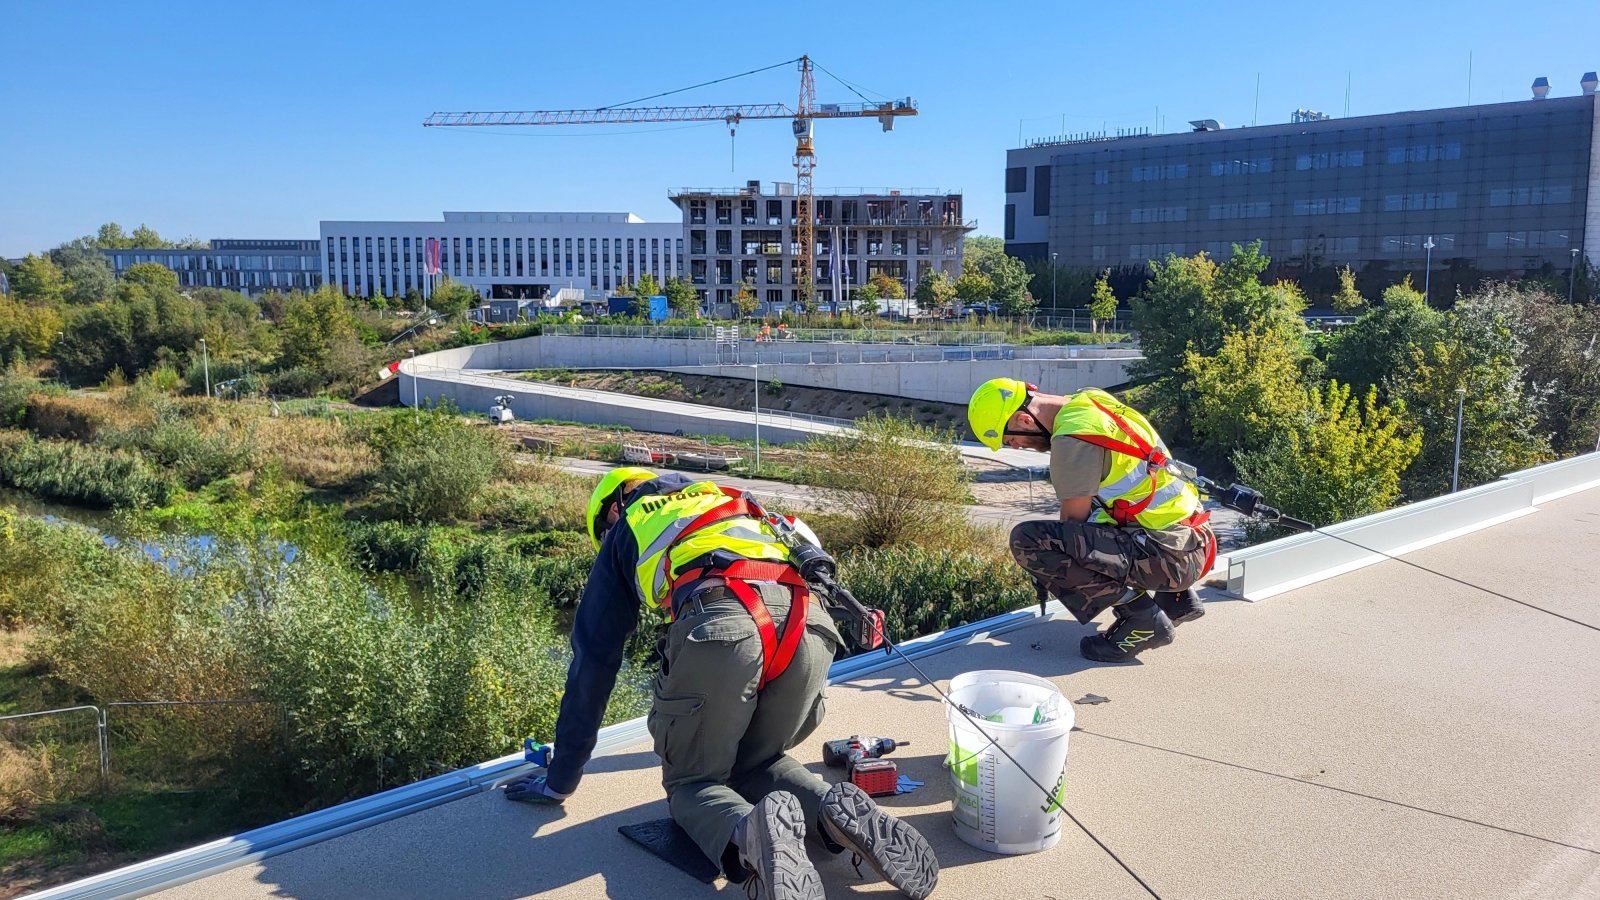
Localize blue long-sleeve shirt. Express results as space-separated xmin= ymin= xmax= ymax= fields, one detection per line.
xmin=545 ymin=473 xmax=696 ymax=795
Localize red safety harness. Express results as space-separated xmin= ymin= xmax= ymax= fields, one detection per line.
xmin=1066 ymin=397 xmax=1217 ymax=576
xmin=655 ymin=489 xmax=810 ymax=691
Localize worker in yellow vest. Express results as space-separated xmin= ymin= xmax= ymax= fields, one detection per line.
xmin=502 ymin=468 xmax=938 ymax=900
xmin=967 ymin=379 xmax=1216 ymax=662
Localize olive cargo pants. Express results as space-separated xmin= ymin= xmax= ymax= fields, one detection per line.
xmin=1010 ymin=519 xmax=1213 ymax=624
xmin=647 ymin=582 xmax=843 ymax=875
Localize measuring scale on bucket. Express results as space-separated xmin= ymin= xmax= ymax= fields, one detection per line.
xmin=946 ymin=670 xmax=1074 ymax=855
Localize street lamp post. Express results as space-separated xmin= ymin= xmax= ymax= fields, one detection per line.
xmin=408 ymin=349 xmax=418 ymax=423
xmin=1423 ymin=236 xmax=1436 ymax=304
xmin=1051 ymin=251 xmax=1058 ymax=314
xmin=1571 ymin=248 xmax=1581 ymax=304
xmin=1451 ymin=386 xmax=1467 ymax=493
xmin=198 ymin=338 xmax=211 ymax=397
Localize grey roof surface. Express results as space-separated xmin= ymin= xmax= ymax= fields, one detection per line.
xmin=153 ymin=489 xmax=1600 ymax=900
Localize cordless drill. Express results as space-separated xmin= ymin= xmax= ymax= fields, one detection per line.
xmin=821 ymin=736 xmax=906 ymax=797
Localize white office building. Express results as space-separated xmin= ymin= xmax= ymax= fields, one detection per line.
xmin=319 ymin=212 xmax=684 ymax=301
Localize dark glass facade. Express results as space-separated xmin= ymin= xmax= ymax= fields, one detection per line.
xmin=101 ymin=239 xmax=322 ymax=294
xmin=1005 ymin=94 xmax=1596 ymax=275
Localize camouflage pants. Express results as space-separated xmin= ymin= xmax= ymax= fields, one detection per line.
xmin=1009 ymin=519 xmax=1212 ymax=624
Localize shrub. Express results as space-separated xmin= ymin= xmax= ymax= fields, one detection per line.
xmin=23 ymin=393 xmax=150 ymax=442
xmin=266 ymin=367 xmax=326 ymax=398
xmin=254 ymin=414 xmax=376 ymax=490
xmin=96 ymin=417 xmax=256 ymax=490
xmin=365 ymin=407 xmax=509 ymax=522
xmin=184 ymin=359 xmax=252 ymax=397
xmin=0 ymin=435 xmax=174 ymax=508
xmin=836 ymin=545 xmax=1033 ymax=641
xmin=801 ymin=414 xmax=970 ymax=548
xmin=0 ymin=374 xmax=42 ymax=427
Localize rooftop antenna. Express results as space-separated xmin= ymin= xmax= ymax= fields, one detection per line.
xmin=1344 ymin=72 xmax=1352 ymax=117
xmin=1467 ymin=51 xmax=1473 ymax=105
xmin=1252 ymin=73 xmax=1260 ymax=126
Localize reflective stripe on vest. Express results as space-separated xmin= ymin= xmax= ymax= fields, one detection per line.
xmin=623 ymin=481 xmax=790 ymax=609
xmin=1051 ymin=388 xmax=1200 ymax=530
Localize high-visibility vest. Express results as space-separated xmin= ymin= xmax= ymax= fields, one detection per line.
xmin=622 ymin=480 xmax=790 ymax=610
xmin=1051 ymin=389 xmax=1201 ymax=531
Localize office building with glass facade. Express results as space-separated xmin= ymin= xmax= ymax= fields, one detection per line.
xmin=1005 ymin=90 xmax=1599 ymax=277
xmin=319 ymin=212 xmax=683 ymax=301
xmin=101 ymin=239 xmax=322 ymax=294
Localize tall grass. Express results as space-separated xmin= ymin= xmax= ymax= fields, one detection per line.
xmin=0 ymin=434 xmax=174 ymax=509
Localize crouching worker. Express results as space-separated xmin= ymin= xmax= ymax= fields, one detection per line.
xmin=967 ymin=380 xmax=1216 ymax=663
xmin=503 ymin=468 xmax=939 ymax=900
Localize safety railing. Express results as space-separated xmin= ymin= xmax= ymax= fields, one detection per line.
xmin=0 ymin=699 xmax=284 ymax=791
xmin=541 ymin=323 xmax=1012 ymax=346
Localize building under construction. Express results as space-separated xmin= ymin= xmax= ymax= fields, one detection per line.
xmin=671 ymin=180 xmax=974 ymax=315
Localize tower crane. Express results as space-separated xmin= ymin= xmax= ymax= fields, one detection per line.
xmin=422 ymin=56 xmax=917 ymax=303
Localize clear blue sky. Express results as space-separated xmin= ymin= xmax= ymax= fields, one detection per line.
xmin=3 ymin=0 xmax=1597 ymax=257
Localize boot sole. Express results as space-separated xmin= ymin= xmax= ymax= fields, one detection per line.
xmin=1169 ymin=608 xmax=1205 ymax=626
xmin=821 ymin=782 xmax=939 ymax=900
xmin=743 ymin=792 xmax=824 ymax=900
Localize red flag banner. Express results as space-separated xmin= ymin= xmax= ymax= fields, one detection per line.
xmin=425 ymin=238 xmax=441 ymax=276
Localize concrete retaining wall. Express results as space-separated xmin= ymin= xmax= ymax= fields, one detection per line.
xmin=398 ymin=333 xmax=1139 ymax=443
xmin=661 ymin=357 xmax=1133 ymax=404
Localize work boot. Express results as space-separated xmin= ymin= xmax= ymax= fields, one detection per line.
xmin=1153 ymin=587 xmax=1205 ymax=626
xmin=731 ymin=791 xmax=823 ymax=900
xmin=819 ymin=781 xmax=939 ymax=900
xmin=1080 ymin=595 xmax=1174 ymax=662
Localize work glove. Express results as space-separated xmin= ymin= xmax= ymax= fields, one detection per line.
xmin=503 ymin=773 xmax=570 ymax=805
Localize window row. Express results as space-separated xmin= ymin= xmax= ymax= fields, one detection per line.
xmin=1488 ymin=185 xmax=1574 ymax=206
xmin=1208 ymin=202 xmax=1272 ymax=220
xmin=1486 ymin=230 xmax=1574 ymax=250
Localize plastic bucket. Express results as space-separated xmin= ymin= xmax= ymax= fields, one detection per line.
xmin=945 ymin=669 xmax=1073 ymax=854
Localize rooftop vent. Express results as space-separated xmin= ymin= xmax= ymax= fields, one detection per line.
xmin=1582 ymin=72 xmax=1599 ymax=95
xmin=1532 ymin=76 xmax=1550 ymax=99
xmin=1188 ymin=118 xmax=1225 ymax=132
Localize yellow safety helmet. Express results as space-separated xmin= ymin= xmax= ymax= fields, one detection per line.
xmin=967 ymin=378 xmax=1033 ymax=450
xmin=586 ymin=466 xmax=657 ymax=549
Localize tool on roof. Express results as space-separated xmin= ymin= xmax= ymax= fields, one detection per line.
xmin=821 ymin=736 xmax=907 ymax=797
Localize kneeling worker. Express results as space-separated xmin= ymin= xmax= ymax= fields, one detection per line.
xmin=503 ymin=468 xmax=938 ymax=900
xmin=968 ymin=380 xmax=1216 ymax=662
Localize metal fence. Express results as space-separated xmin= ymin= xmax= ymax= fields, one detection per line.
xmin=542 ymin=323 xmax=1011 ymax=346
xmin=0 ymin=699 xmax=284 ymax=797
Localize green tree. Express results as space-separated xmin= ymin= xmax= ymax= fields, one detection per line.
xmin=633 ymin=273 xmax=663 ymax=299
xmin=130 ymin=224 xmax=172 ymax=249
xmin=961 ymin=235 xmax=1033 ymax=314
xmin=1395 ymin=295 xmax=1551 ymax=498
xmin=56 ymin=283 xmax=207 ymax=384
xmin=854 ymin=283 xmax=880 ymax=318
xmin=1234 ymin=381 xmax=1422 ymax=526
xmin=123 ymin=261 xmax=180 ymax=292
xmin=1131 ymin=242 xmax=1307 ymax=446
xmin=1331 ymin=266 xmax=1366 ymax=315
xmin=402 ymin=288 xmax=426 ymax=313
xmin=94 ymin=223 xmax=131 ymax=249
xmin=868 ymin=272 xmax=906 ymax=315
xmin=427 ymin=277 xmax=478 ymax=318
xmin=1469 ymin=283 xmax=1600 ymax=455
xmin=1087 ymin=270 xmax=1118 ymax=333
xmin=1182 ymin=326 xmax=1311 ymax=461
xmin=733 ymin=281 xmax=759 ymax=319
xmin=663 ymin=276 xmax=699 ymax=318
xmin=913 ymin=269 xmax=957 ymax=315
xmin=50 ymin=246 xmax=116 ymax=304
xmin=954 ymin=271 xmax=993 ymax=306
xmin=1325 ymin=280 xmax=1444 ymax=400
xmin=12 ymin=254 xmax=68 ymax=304
xmin=0 ymin=296 xmax=64 ymax=360
xmin=278 ymin=286 xmax=358 ymax=374
xmin=370 ymin=292 xmax=389 ymax=315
